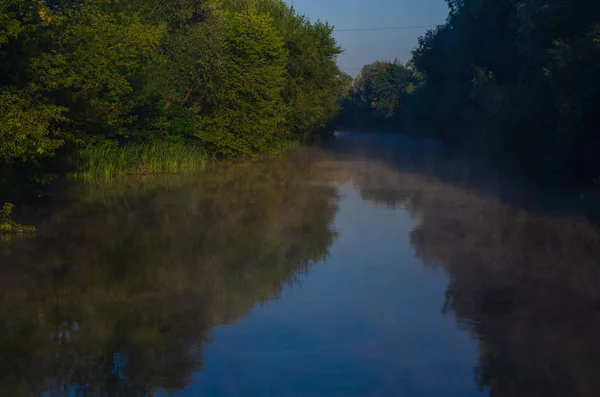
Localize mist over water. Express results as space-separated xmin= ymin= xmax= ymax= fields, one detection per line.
xmin=1 ymin=133 xmax=599 ymax=396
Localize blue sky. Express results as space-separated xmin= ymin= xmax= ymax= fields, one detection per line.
xmin=284 ymin=0 xmax=449 ymax=75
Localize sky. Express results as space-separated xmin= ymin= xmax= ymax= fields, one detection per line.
xmin=284 ymin=0 xmax=449 ymax=76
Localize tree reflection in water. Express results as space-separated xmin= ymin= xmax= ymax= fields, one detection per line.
xmin=410 ymin=187 xmax=600 ymax=397
xmin=337 ymin=135 xmax=600 ymax=397
xmin=3 ymin=134 xmax=600 ymax=397
xmin=0 ymin=149 xmax=339 ymax=396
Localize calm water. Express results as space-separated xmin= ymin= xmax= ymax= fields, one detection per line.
xmin=2 ymin=133 xmax=600 ymax=397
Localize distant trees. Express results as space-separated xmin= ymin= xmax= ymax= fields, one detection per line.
xmin=0 ymin=0 xmax=346 ymax=167
xmin=407 ymin=0 xmax=600 ymax=184
xmin=340 ymin=60 xmax=416 ymax=129
xmin=342 ymin=0 xmax=600 ymax=184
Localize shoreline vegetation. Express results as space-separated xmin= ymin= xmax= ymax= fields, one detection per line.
xmin=2 ymin=0 xmax=599 ymax=232
xmin=0 ymin=203 xmax=35 ymax=236
xmin=67 ymin=139 xmax=300 ymax=180
xmin=68 ymin=143 xmax=210 ymax=179
xmin=339 ymin=0 xmax=600 ymax=187
xmin=1 ymin=0 xmax=348 ymax=190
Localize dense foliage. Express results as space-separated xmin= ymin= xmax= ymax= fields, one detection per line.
xmin=0 ymin=0 xmax=345 ymax=169
xmin=343 ymin=0 xmax=600 ymax=184
xmin=339 ymin=60 xmax=415 ymax=130
xmin=411 ymin=0 xmax=600 ymax=184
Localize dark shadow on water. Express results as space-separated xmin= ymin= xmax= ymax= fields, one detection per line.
xmin=0 ymin=151 xmax=339 ymax=396
xmin=322 ymin=131 xmax=600 ymax=224
xmin=2 ymin=133 xmax=600 ymax=396
xmin=322 ymin=132 xmax=600 ymax=397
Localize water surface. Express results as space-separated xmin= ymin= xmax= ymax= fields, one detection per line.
xmin=2 ymin=133 xmax=600 ymax=396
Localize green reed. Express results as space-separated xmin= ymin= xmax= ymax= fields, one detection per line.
xmin=70 ymin=142 xmax=209 ymax=179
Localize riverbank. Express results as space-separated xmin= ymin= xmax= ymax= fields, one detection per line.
xmin=68 ymin=142 xmax=209 ymax=179
xmin=2 ymin=133 xmax=600 ymax=396
xmin=0 ymin=137 xmax=305 ymax=233
xmin=1 ymin=0 xmax=346 ymax=178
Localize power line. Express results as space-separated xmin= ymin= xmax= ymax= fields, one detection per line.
xmin=334 ymin=25 xmax=435 ymax=32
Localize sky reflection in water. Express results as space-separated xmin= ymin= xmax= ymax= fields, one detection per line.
xmin=2 ymin=133 xmax=600 ymax=397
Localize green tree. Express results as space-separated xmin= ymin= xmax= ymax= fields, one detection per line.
xmin=132 ymin=1 xmax=228 ymax=143
xmin=1 ymin=0 xmax=346 ymax=178
xmin=340 ymin=60 xmax=416 ymax=129
xmin=0 ymin=0 xmax=163 ymax=163
xmin=197 ymin=10 xmax=288 ymax=156
xmin=406 ymin=0 xmax=600 ymax=184
xmin=0 ymin=90 xmax=65 ymax=163
xmin=354 ymin=60 xmax=414 ymax=119
xmin=226 ymin=0 xmax=346 ymax=140
xmin=0 ymin=1 xmax=64 ymax=163
xmin=32 ymin=0 xmax=164 ymax=142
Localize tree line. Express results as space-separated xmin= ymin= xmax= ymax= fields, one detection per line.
xmin=0 ymin=0 xmax=346 ymax=169
xmin=341 ymin=0 xmax=600 ymax=185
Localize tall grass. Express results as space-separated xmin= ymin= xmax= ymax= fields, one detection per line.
xmin=70 ymin=142 xmax=209 ymax=179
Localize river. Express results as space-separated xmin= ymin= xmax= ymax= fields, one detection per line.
xmin=1 ymin=133 xmax=599 ymax=396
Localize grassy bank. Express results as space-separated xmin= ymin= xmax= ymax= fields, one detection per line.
xmin=69 ymin=142 xmax=209 ymax=179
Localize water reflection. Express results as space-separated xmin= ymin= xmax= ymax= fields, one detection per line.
xmin=2 ymin=133 xmax=600 ymax=396
xmin=0 ymin=151 xmax=339 ymax=396
xmin=411 ymin=191 xmax=600 ymax=397
xmin=333 ymin=134 xmax=600 ymax=397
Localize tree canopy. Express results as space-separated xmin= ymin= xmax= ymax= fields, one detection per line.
xmin=339 ymin=60 xmax=416 ymax=130
xmin=342 ymin=0 xmax=600 ymax=185
xmin=0 ymin=0 xmax=346 ymax=166
xmin=409 ymin=0 xmax=600 ymax=183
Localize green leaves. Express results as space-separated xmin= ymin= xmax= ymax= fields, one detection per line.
xmin=402 ymin=0 xmax=600 ymax=183
xmin=0 ymin=90 xmax=66 ymax=163
xmin=41 ymin=2 xmax=165 ymax=136
xmin=0 ymin=0 xmax=22 ymax=45
xmin=0 ymin=0 xmax=345 ymax=168
xmin=341 ymin=60 xmax=416 ymax=129
xmin=197 ymin=10 xmax=288 ymax=156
